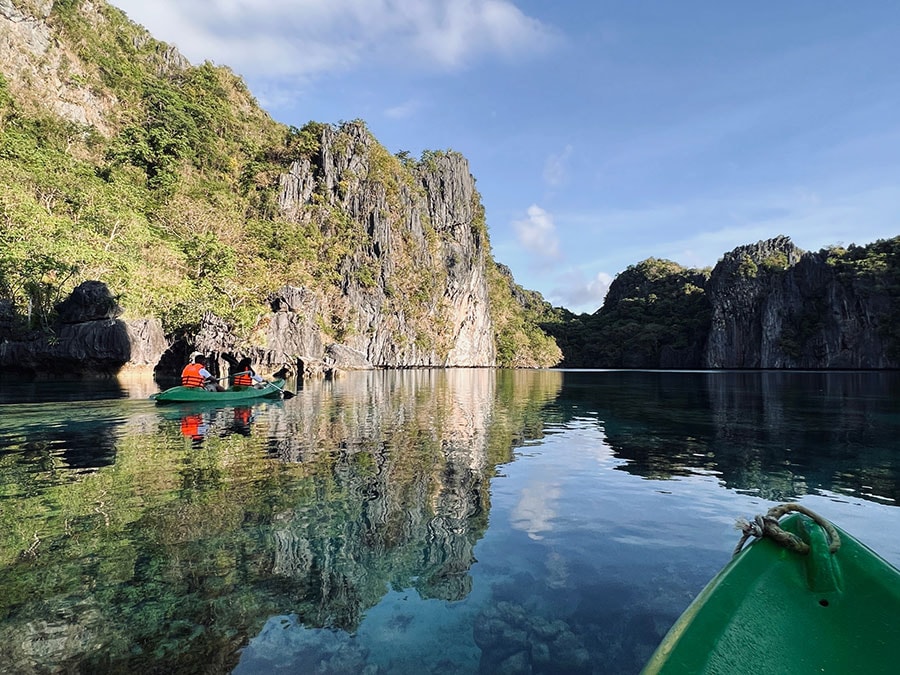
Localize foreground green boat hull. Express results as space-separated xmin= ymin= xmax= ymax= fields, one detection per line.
xmin=643 ymin=512 xmax=900 ymax=674
xmin=150 ymin=379 xmax=286 ymax=403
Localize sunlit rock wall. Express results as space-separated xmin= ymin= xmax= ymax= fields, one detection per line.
xmin=276 ymin=122 xmax=496 ymax=367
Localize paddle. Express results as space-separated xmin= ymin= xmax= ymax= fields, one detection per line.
xmin=266 ymin=379 xmax=295 ymax=399
xmin=204 ymin=369 xmax=294 ymax=398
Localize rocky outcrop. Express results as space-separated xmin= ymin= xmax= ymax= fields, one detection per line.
xmin=274 ymin=122 xmax=496 ymax=368
xmin=704 ymin=236 xmax=804 ymax=368
xmin=1 ymin=3 xmax=556 ymax=378
xmin=0 ymin=281 xmax=167 ymax=375
xmin=0 ymin=316 xmax=167 ymax=375
xmin=55 ymin=280 xmax=122 ymax=323
xmin=0 ymin=0 xmax=117 ymax=132
xmin=324 ymin=343 xmax=373 ymax=371
xmin=64 ymin=125 xmax=501 ymax=379
xmin=704 ymin=236 xmax=897 ymax=368
xmin=552 ymin=235 xmax=898 ymax=370
xmin=261 ymin=286 xmax=325 ymax=372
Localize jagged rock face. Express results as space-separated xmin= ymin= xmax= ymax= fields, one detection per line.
xmin=704 ymin=236 xmax=803 ymax=368
xmin=418 ymin=155 xmax=496 ymax=367
xmin=122 ymin=318 xmax=167 ymax=368
xmin=263 ymin=286 xmax=325 ymax=372
xmin=324 ymin=343 xmax=373 ymax=370
xmin=276 ymin=123 xmax=496 ymax=367
xmin=0 ymin=317 xmax=166 ymax=374
xmin=55 ymin=280 xmax=123 ymax=324
xmin=780 ymin=255 xmax=895 ymax=368
xmin=0 ymin=0 xmax=116 ymax=132
xmin=704 ymin=236 xmax=896 ymax=368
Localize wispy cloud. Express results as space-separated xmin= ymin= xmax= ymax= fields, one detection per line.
xmin=513 ymin=204 xmax=561 ymax=258
xmin=109 ymin=0 xmax=560 ymax=79
xmin=555 ymin=182 xmax=900 ymax=271
xmin=549 ymin=270 xmax=612 ymax=313
xmin=536 ymin=179 xmax=900 ymax=314
xmin=384 ymin=99 xmax=422 ymax=119
xmin=543 ymin=144 xmax=573 ymax=187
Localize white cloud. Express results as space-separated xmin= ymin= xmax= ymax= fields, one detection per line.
xmin=108 ymin=0 xmax=559 ymax=79
xmin=513 ymin=204 xmax=561 ymax=258
xmin=586 ymin=272 xmax=613 ymax=300
xmin=384 ymin=99 xmax=422 ymax=119
xmin=549 ymin=270 xmax=612 ymax=314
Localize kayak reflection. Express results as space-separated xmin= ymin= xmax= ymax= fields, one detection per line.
xmin=180 ymin=413 xmax=208 ymax=444
xmin=171 ymin=404 xmax=263 ymax=446
xmin=229 ymin=406 xmax=255 ymax=436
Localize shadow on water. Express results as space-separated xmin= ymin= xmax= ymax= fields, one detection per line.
xmin=0 ymin=378 xmax=130 ymax=404
xmin=0 ymin=400 xmax=128 ymax=474
xmin=554 ymin=370 xmax=900 ymax=503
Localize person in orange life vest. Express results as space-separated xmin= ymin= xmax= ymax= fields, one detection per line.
xmin=181 ymin=354 xmax=225 ymax=391
xmin=233 ymin=357 xmax=265 ymax=388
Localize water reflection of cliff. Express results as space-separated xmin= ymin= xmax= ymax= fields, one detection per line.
xmin=561 ymin=371 xmax=900 ymax=503
xmin=0 ymin=402 xmax=124 ymax=473
xmin=0 ymin=369 xmax=563 ymax=673
xmin=266 ymin=369 xmax=563 ymax=625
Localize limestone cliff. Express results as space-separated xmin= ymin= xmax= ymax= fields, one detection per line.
xmin=0 ymin=0 xmax=561 ymax=376
xmin=272 ymin=124 xmax=495 ymax=368
xmin=704 ymin=236 xmax=805 ymax=368
xmin=704 ymin=236 xmax=898 ymax=368
xmin=543 ymin=235 xmax=899 ymax=370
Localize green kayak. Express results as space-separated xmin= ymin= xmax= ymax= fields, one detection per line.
xmin=642 ymin=504 xmax=900 ymax=674
xmin=150 ymin=379 xmax=287 ymax=403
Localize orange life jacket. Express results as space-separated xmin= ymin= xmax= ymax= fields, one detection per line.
xmin=181 ymin=414 xmax=204 ymax=438
xmin=233 ymin=372 xmax=253 ymax=387
xmin=181 ymin=362 xmax=206 ymax=387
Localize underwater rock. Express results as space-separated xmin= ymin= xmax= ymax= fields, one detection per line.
xmin=474 ymin=601 xmax=591 ymax=674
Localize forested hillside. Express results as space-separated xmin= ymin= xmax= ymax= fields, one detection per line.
xmin=0 ymin=0 xmax=560 ymax=371
xmin=2 ymin=1 xmax=895 ymax=374
xmin=543 ymin=236 xmax=900 ymax=369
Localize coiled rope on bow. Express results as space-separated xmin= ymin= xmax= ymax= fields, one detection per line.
xmin=733 ymin=503 xmax=841 ymax=557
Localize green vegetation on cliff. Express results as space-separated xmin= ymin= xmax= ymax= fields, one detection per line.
xmin=487 ymin=263 xmax=562 ymax=368
xmin=541 ymin=258 xmax=712 ymax=368
xmin=823 ymin=238 xmax=900 ymax=360
xmin=0 ymin=0 xmax=559 ymax=367
xmin=0 ymin=0 xmax=285 ymax=336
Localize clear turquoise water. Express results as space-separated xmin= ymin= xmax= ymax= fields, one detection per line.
xmin=1 ymin=369 xmax=898 ymax=674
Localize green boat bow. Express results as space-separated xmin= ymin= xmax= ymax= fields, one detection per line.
xmin=642 ymin=503 xmax=900 ymax=674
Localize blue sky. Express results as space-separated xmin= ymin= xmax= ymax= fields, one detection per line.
xmin=108 ymin=1 xmax=900 ymax=313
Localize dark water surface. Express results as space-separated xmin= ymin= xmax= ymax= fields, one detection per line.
xmin=0 ymin=370 xmax=898 ymax=674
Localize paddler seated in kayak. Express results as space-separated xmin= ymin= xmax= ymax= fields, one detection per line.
xmin=234 ymin=357 xmax=266 ymax=389
xmin=233 ymin=357 xmax=266 ymax=389
xmin=181 ymin=354 xmax=225 ymax=392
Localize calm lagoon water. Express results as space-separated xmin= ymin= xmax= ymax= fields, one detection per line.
xmin=0 ymin=369 xmax=898 ymax=674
